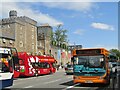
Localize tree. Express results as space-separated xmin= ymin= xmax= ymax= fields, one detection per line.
xmin=52 ymin=24 xmax=68 ymax=47
xmin=109 ymin=49 xmax=120 ymax=59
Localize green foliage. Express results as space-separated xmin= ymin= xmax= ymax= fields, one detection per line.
xmin=109 ymin=49 xmax=120 ymax=58
xmin=51 ymin=24 xmax=68 ymax=49
xmin=54 ymin=25 xmax=68 ymax=44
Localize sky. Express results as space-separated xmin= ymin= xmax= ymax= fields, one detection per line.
xmin=0 ymin=0 xmax=119 ymax=50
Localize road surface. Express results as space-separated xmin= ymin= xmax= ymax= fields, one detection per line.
xmin=6 ymin=68 xmax=119 ymax=90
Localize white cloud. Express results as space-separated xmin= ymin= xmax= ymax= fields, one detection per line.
xmin=1 ymin=2 xmax=63 ymax=26
xmin=73 ymin=29 xmax=84 ymax=35
xmin=42 ymin=2 xmax=94 ymax=12
xmin=91 ymin=22 xmax=114 ymax=31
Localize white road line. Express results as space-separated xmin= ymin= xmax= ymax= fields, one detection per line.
xmin=44 ymin=79 xmax=61 ymax=84
xmin=66 ymin=86 xmax=74 ymax=89
xmin=24 ymin=85 xmax=33 ymax=88
xmin=62 ymin=83 xmax=80 ymax=90
xmin=67 ymin=76 xmax=73 ymax=78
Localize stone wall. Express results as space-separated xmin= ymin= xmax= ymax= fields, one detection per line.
xmin=1 ymin=15 xmax=37 ymax=54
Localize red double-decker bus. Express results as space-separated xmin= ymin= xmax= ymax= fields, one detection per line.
xmin=18 ymin=52 xmax=56 ymax=77
xmin=36 ymin=55 xmax=57 ymax=75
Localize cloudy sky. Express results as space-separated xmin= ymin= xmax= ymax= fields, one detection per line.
xmin=0 ymin=0 xmax=118 ymax=50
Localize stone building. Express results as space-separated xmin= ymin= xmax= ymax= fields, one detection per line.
xmin=0 ymin=10 xmax=37 ymax=54
xmin=37 ymin=24 xmax=52 ymax=55
xmin=0 ymin=10 xmax=72 ymax=65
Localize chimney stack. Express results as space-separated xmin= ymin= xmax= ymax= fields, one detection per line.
xmin=9 ymin=10 xmax=17 ymax=18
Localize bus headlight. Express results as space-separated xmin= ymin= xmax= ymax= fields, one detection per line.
xmin=99 ymin=76 xmax=104 ymax=79
xmin=73 ymin=76 xmax=79 ymax=79
xmin=99 ymin=76 xmax=107 ymax=79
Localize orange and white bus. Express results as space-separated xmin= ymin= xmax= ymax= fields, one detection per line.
xmin=72 ymin=48 xmax=110 ymax=84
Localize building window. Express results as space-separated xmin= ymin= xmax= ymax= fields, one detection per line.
xmin=32 ymin=35 xmax=34 ymax=39
xmin=8 ymin=25 xmax=10 ymax=28
xmin=9 ymin=40 xmax=13 ymax=44
xmin=20 ymin=33 xmax=23 ymax=39
xmin=20 ymin=26 xmax=22 ymax=30
xmin=32 ymin=26 xmax=34 ymax=32
xmin=2 ymin=38 xmax=6 ymax=43
xmin=19 ymin=41 xmax=23 ymax=47
xmin=32 ymin=43 xmax=34 ymax=50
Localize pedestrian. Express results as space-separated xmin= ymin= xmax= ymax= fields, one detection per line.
xmin=57 ymin=64 xmax=60 ymax=70
xmin=35 ymin=68 xmax=38 ymax=77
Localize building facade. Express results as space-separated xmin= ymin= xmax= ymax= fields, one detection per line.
xmin=0 ymin=10 xmax=37 ymax=54
xmin=37 ymin=24 xmax=52 ymax=55
xmin=0 ymin=10 xmax=72 ymax=66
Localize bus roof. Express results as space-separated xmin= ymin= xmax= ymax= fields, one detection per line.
xmin=72 ymin=48 xmax=109 ymax=56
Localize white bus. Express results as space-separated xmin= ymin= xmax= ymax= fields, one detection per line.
xmin=0 ymin=47 xmax=14 ymax=89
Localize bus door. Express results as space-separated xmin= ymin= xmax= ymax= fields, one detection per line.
xmin=11 ymin=48 xmax=20 ymax=78
xmin=49 ymin=62 xmax=56 ymax=73
xmin=19 ymin=58 xmax=25 ymax=74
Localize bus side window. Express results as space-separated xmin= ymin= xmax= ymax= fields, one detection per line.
xmin=2 ymin=62 xmax=10 ymax=72
xmin=46 ymin=63 xmax=50 ymax=68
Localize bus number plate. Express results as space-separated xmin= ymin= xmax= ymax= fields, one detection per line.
xmin=85 ymin=80 xmax=93 ymax=83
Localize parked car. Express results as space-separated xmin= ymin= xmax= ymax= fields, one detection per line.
xmin=64 ymin=64 xmax=73 ymax=75
xmin=109 ymin=62 xmax=117 ymax=77
xmin=111 ymin=62 xmax=117 ymax=73
xmin=115 ymin=62 xmax=120 ymax=74
xmin=110 ymin=62 xmax=120 ymax=78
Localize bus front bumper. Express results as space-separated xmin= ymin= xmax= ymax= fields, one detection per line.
xmin=74 ymin=79 xmax=107 ymax=84
xmin=0 ymin=78 xmax=13 ymax=89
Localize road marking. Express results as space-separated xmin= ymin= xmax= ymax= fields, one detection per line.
xmin=66 ymin=86 xmax=74 ymax=89
xmin=62 ymin=83 xmax=80 ymax=90
xmin=44 ymin=79 xmax=61 ymax=84
xmin=24 ymin=85 xmax=33 ymax=88
xmin=13 ymin=75 xmax=53 ymax=86
xmin=67 ymin=76 xmax=73 ymax=78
